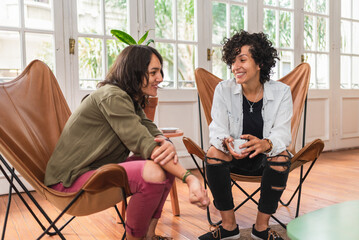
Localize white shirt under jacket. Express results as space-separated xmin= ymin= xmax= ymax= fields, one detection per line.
xmin=209 ymin=78 xmax=293 ymax=157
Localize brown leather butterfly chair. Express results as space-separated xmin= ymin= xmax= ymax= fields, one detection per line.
xmin=182 ymin=63 xmax=325 ymax=227
xmin=0 ymin=60 xmax=131 ymax=239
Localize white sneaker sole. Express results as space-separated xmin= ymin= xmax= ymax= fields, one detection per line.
xmin=197 ymin=233 xmax=240 ymax=240
xmin=251 ymin=232 xmax=263 ymax=239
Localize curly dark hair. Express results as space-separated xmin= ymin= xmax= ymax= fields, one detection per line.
xmin=98 ymin=45 xmax=163 ymax=109
xmin=222 ymin=30 xmax=279 ymax=84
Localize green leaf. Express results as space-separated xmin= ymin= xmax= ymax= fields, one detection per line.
xmin=111 ymin=29 xmax=137 ymax=45
xmin=145 ymin=39 xmax=155 ymax=46
xmin=138 ymin=30 xmax=150 ymax=45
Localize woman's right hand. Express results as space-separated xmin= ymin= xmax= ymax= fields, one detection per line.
xmin=225 ymin=137 xmax=249 ymax=159
xmin=185 ymin=175 xmax=210 ymax=209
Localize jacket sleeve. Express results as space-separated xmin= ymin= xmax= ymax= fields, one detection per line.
xmin=98 ymin=94 xmax=158 ymax=159
xmin=138 ymin=108 xmax=163 ymax=137
xmin=267 ymin=86 xmax=293 ymax=156
xmin=209 ymin=83 xmax=230 ymax=153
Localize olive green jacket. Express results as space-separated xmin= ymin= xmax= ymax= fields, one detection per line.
xmin=44 ymin=84 xmax=162 ymax=187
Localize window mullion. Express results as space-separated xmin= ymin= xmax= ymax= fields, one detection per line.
xmin=174 ymin=0 xmax=178 ymax=89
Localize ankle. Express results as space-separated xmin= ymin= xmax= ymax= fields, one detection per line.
xmin=254 ymin=223 xmax=268 ymax=232
xmin=222 ymin=223 xmax=238 ymax=231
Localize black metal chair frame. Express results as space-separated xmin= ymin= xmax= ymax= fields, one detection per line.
xmin=0 ymin=154 xmax=128 ymax=240
xmin=190 ymin=95 xmax=319 ymax=229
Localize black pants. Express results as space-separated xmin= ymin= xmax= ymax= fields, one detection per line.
xmin=205 ymin=153 xmax=290 ymax=214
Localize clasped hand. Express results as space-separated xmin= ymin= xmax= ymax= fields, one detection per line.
xmin=151 ymin=137 xmax=178 ymax=165
xmin=225 ymin=134 xmax=269 ymax=159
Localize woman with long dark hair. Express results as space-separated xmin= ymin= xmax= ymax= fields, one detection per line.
xmin=45 ymin=45 xmax=209 ymax=240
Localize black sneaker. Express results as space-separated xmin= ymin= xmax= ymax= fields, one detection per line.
xmin=251 ymin=224 xmax=283 ymax=240
xmin=198 ymin=225 xmax=240 ymax=240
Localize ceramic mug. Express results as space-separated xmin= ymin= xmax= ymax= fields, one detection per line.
xmin=229 ymin=138 xmax=248 ymax=154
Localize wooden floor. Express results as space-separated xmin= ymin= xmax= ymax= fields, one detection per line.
xmin=1 ymin=148 xmax=359 ymax=239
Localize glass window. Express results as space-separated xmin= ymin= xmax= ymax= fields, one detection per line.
xmin=211 ymin=0 xmax=247 ymax=80
xmin=303 ymin=0 xmax=329 ymax=89
xmin=76 ymin=0 xmax=128 ymax=90
xmin=340 ymin=0 xmax=359 ymax=89
xmin=0 ymin=0 xmax=55 ymax=83
xmin=263 ymin=0 xmax=294 ymax=80
xmin=0 ymin=0 xmax=19 ymax=27
xmin=155 ymin=0 xmax=197 ymax=89
xmin=0 ymin=31 xmax=21 ymax=80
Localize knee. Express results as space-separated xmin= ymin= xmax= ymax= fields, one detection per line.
xmin=142 ymin=161 xmax=166 ymax=183
xmin=206 ymin=146 xmax=231 ymax=164
xmin=267 ymin=150 xmax=291 ymax=172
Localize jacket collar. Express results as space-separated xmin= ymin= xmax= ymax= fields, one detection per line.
xmin=232 ymin=79 xmax=274 ymax=104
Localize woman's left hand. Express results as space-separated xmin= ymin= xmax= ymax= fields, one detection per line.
xmin=151 ymin=137 xmax=178 ymax=165
xmin=240 ymin=134 xmax=270 ymax=158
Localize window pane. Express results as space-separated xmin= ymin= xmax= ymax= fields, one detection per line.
xmin=316 ymin=0 xmax=328 ymax=14
xmin=212 ymin=47 xmax=227 ymax=80
xmin=106 ymin=39 xmax=125 ymax=70
xmin=105 ymin=0 xmax=127 ymax=35
xmin=24 ymin=0 xmax=53 ymax=30
xmin=77 ymin=0 xmax=102 ymax=34
xmin=279 ymin=11 xmax=292 ymax=48
xmin=307 ymin=53 xmax=316 ymax=88
xmin=177 ymin=44 xmax=195 ymax=88
xmin=340 ymin=55 xmax=351 ymax=89
xmin=25 ymin=33 xmax=55 ymax=71
xmin=317 ymin=17 xmax=328 ymax=51
xmin=279 ymin=0 xmax=292 ymax=8
xmin=278 ymin=51 xmax=293 ymax=78
xmin=264 ymin=9 xmax=276 ymax=45
xmin=316 ymin=53 xmax=329 ymax=88
xmin=0 ymin=0 xmax=19 ymax=27
xmin=230 ymin=5 xmax=245 ymax=36
xmin=232 ymin=0 xmax=246 ymax=3
xmin=264 ymin=0 xmax=276 ymax=6
xmin=177 ymin=0 xmax=195 ymax=41
xmin=341 ymin=0 xmax=351 ymax=18
xmin=78 ymin=37 xmax=103 ymax=89
xmin=353 ymin=0 xmax=359 ymax=20
xmin=353 ymin=22 xmax=359 ymax=54
xmin=304 ymin=15 xmax=314 ymax=50
xmin=212 ymin=2 xmax=226 ymax=44
xmin=155 ymin=0 xmax=174 ymax=39
xmin=156 ymin=42 xmax=175 ymax=88
xmin=341 ymin=20 xmax=351 ymax=53
xmin=352 ymin=56 xmax=359 ymax=88
xmin=0 ymin=31 xmax=21 ymax=80
xmin=304 ymin=0 xmax=315 ymax=12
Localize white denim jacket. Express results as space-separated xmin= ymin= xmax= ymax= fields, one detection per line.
xmin=209 ymin=78 xmax=293 ymax=156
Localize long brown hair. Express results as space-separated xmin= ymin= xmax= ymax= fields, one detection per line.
xmin=98 ymin=45 xmax=163 ymax=109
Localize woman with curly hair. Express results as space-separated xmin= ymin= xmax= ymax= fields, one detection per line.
xmin=198 ymin=30 xmax=292 ymax=240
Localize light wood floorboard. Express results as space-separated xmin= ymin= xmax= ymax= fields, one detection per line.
xmin=1 ymin=148 xmax=358 ymax=239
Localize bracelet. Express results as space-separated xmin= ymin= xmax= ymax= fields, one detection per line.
xmin=164 ymin=138 xmax=173 ymax=144
xmin=264 ymin=138 xmax=273 ymax=153
xmin=182 ymin=170 xmax=192 ymax=183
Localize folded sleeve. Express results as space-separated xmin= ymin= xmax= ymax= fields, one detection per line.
xmin=209 ymin=83 xmax=230 ymax=153
xmin=267 ymin=86 xmax=293 ymax=156
xmin=138 ymin=108 xmax=163 ymax=137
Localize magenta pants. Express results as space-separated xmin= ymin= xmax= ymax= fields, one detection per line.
xmin=51 ymin=157 xmax=175 ymax=237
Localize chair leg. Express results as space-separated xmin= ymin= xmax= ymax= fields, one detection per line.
xmin=37 ymin=190 xmax=85 ymax=240
xmin=170 ymin=181 xmax=180 ymax=216
xmin=0 ymin=156 xmax=79 ymax=239
xmin=279 ymin=159 xmax=317 ymax=217
xmin=114 ymin=188 xmax=128 ymax=240
xmin=1 ymin=168 xmax=14 ymax=240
